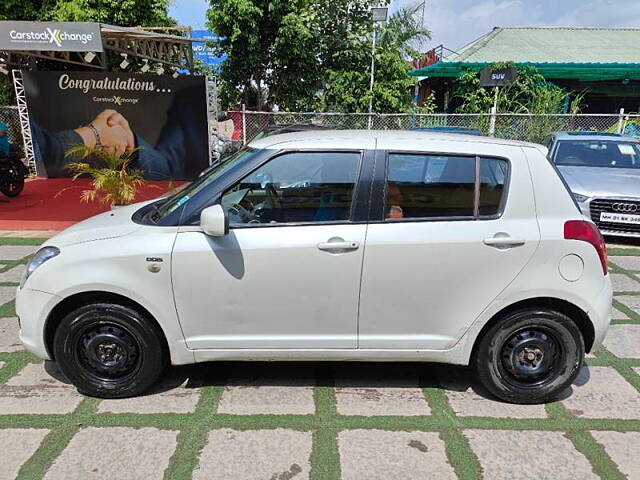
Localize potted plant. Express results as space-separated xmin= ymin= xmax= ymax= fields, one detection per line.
xmin=63 ymin=144 xmax=145 ymax=209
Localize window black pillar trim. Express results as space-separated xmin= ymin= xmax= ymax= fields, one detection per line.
xmin=369 ymin=149 xmax=387 ymax=222
xmin=351 ymin=149 xmax=376 ymax=222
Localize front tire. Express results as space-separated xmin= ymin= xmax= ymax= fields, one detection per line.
xmin=472 ymin=308 xmax=584 ymax=404
xmin=53 ymin=303 xmax=167 ymax=398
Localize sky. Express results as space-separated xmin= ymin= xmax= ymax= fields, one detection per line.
xmin=169 ymin=0 xmax=640 ymax=51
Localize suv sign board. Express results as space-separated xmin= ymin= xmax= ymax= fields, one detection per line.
xmin=0 ymin=21 xmax=103 ymax=52
xmin=480 ymin=67 xmax=517 ymax=87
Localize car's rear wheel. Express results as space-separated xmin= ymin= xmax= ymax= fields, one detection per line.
xmin=472 ymin=308 xmax=584 ymax=404
xmin=53 ymin=303 xmax=167 ymax=398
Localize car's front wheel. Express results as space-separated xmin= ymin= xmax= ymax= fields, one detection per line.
xmin=53 ymin=302 xmax=167 ymax=398
xmin=472 ymin=308 xmax=584 ymax=404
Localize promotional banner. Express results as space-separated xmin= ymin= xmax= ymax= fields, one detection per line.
xmin=191 ymin=30 xmax=226 ymax=69
xmin=22 ymin=71 xmax=210 ymax=180
xmin=0 ymin=21 xmax=102 ymax=52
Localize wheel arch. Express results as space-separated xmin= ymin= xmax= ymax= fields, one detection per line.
xmin=471 ymin=297 xmax=595 ymax=357
xmin=44 ymin=290 xmax=170 ymax=361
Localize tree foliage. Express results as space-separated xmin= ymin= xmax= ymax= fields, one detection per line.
xmin=0 ymin=0 xmax=175 ymax=26
xmin=207 ymin=0 xmax=430 ymax=112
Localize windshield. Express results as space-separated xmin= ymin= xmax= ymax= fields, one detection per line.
xmin=555 ymin=140 xmax=640 ymax=168
xmin=151 ymin=147 xmax=260 ymax=221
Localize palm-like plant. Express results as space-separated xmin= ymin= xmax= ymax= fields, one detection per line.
xmin=64 ymin=144 xmax=145 ymax=208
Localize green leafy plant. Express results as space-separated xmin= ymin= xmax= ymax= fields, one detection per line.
xmin=63 ymin=144 xmax=146 ymax=207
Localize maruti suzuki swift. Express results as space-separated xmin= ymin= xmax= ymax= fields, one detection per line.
xmin=16 ymin=131 xmax=612 ymax=404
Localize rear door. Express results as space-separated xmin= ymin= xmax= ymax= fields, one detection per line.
xmin=358 ymin=145 xmax=540 ymax=350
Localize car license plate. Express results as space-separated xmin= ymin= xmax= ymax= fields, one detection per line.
xmin=600 ymin=212 xmax=640 ymax=224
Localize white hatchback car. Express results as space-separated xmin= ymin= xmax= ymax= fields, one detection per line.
xmin=16 ymin=131 xmax=612 ymax=403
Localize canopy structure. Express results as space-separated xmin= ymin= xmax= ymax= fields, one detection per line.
xmin=409 ymin=62 xmax=640 ymax=82
xmin=409 ymin=27 xmax=640 ymax=82
xmin=0 ymin=22 xmax=195 ymax=72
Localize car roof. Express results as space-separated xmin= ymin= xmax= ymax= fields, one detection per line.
xmin=553 ymin=132 xmax=639 ymax=142
xmin=249 ymin=129 xmax=541 ymax=150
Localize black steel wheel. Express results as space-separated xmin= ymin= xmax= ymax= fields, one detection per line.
xmin=53 ymin=302 xmax=167 ymax=398
xmin=472 ymin=308 xmax=584 ymax=404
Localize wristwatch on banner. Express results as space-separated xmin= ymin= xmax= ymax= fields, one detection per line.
xmin=87 ymin=123 xmax=103 ymax=149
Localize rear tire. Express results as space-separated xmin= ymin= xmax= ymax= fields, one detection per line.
xmin=472 ymin=308 xmax=584 ymax=404
xmin=53 ymin=302 xmax=167 ymax=398
xmin=1 ymin=165 xmax=24 ymax=197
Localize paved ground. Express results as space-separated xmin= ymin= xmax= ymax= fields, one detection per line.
xmin=1 ymin=236 xmax=640 ymax=479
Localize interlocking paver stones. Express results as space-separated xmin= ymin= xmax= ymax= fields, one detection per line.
xmin=0 ymin=264 xmax=24 ymax=283
xmin=338 ymin=430 xmax=455 ymax=480
xmin=217 ymin=370 xmax=315 ymax=415
xmin=0 ymin=363 xmax=83 ymax=414
xmin=335 ymin=366 xmax=430 ymax=416
xmin=591 ymin=431 xmax=640 ymax=480
xmin=0 ymin=245 xmax=37 ymax=261
xmin=616 ymin=295 xmax=640 ymax=314
xmin=98 ymin=379 xmax=201 ymax=414
xmin=445 ymin=388 xmax=547 ymax=418
xmin=193 ymin=428 xmax=313 ymax=480
xmin=611 ymin=273 xmax=640 ymax=292
xmin=465 ymin=430 xmax=597 ymax=480
xmin=0 ymin=286 xmax=16 ymax=309
xmin=0 ymin=317 xmax=22 ymax=352
xmin=610 ymin=256 xmax=640 ymax=272
xmin=562 ymin=366 xmax=640 ymax=419
xmin=44 ymin=427 xmax=178 ymax=480
xmin=603 ymin=325 xmax=640 ymax=358
xmin=0 ymin=429 xmax=49 ymax=479
xmin=613 ymin=306 xmax=629 ymax=320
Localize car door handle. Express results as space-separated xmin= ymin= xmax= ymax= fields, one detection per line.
xmin=317 ymin=240 xmax=360 ymax=252
xmin=483 ymin=236 xmax=526 ymax=248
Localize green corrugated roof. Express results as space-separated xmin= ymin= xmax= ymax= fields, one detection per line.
xmin=409 ymin=27 xmax=640 ymax=80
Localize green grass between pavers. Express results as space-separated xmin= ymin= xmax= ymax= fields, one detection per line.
xmin=0 ymin=241 xmax=640 ymax=478
xmin=0 ymin=237 xmax=47 ymax=246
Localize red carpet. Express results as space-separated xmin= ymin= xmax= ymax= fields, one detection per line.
xmin=0 ymin=178 xmax=182 ymax=231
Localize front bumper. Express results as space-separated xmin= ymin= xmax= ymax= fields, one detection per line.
xmin=588 ymin=277 xmax=613 ymax=352
xmin=15 ymin=287 xmax=59 ymax=360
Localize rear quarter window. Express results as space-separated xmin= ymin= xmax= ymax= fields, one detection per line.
xmin=385 ymin=153 xmax=509 ymax=220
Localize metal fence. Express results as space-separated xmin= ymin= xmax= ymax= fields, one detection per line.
xmin=220 ymin=111 xmax=640 ymax=145
xmin=0 ymin=106 xmax=23 ymax=155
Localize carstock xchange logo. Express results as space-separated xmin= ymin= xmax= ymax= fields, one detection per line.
xmin=9 ymin=27 xmax=94 ymax=47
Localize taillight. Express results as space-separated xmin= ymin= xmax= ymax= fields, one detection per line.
xmin=564 ymin=220 xmax=608 ymax=275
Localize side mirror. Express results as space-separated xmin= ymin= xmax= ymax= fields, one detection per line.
xmin=200 ymin=204 xmax=228 ymax=236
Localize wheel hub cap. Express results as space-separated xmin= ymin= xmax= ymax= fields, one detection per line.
xmin=501 ymin=329 xmax=560 ymax=385
xmin=79 ymin=325 xmax=139 ymax=378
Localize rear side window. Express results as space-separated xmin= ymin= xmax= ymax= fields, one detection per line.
xmin=385 ymin=153 xmax=508 ymax=220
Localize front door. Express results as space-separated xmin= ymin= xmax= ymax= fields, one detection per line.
xmin=172 ymin=150 xmax=367 ymax=349
xmin=358 ymin=148 xmax=540 ymax=350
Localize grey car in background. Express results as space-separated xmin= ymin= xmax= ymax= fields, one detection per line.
xmin=544 ymin=132 xmax=640 ymax=238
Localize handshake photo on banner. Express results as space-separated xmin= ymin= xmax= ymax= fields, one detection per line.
xmin=74 ymin=109 xmax=136 ymax=158
xmin=30 ymin=98 xmax=208 ymax=181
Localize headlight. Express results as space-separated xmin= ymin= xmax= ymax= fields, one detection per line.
xmin=573 ymin=193 xmax=590 ymax=203
xmin=20 ymin=246 xmax=59 ymax=289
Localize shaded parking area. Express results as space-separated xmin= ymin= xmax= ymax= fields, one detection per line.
xmin=0 ymin=236 xmax=639 ymax=479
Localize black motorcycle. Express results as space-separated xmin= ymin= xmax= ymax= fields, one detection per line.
xmin=0 ymin=149 xmax=29 ymax=197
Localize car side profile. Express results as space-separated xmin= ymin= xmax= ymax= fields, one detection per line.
xmin=16 ymin=131 xmax=612 ymax=404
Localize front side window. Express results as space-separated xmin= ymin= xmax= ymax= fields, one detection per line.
xmin=385 ymin=153 xmax=508 ymax=220
xmin=221 ymin=151 xmax=361 ymax=225
xmin=554 ymin=140 xmax=640 ymax=168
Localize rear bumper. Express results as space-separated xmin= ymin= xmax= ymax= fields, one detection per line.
xmin=16 ymin=287 xmax=59 ymax=360
xmin=588 ymin=277 xmax=613 ymax=352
